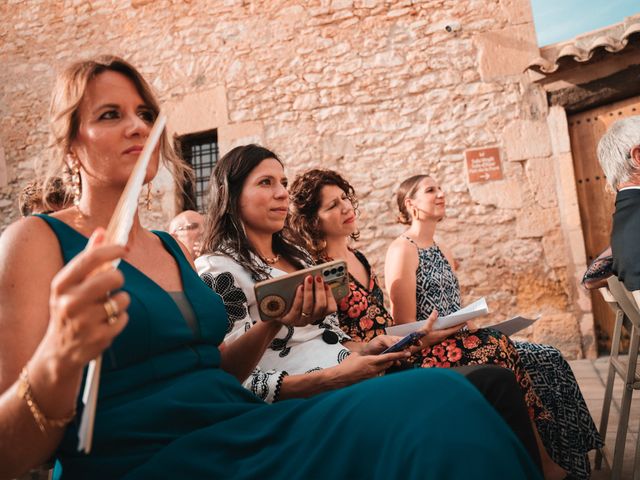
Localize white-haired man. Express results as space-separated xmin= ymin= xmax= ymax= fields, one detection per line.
xmin=597 ymin=115 xmax=640 ymax=293
xmin=169 ymin=210 xmax=204 ymax=259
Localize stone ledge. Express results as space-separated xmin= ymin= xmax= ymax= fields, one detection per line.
xmin=475 ymin=23 xmax=539 ymax=81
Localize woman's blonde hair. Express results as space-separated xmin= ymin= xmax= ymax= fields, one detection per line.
xmin=395 ymin=174 xmax=431 ymax=224
xmin=41 ymin=55 xmax=192 ymax=210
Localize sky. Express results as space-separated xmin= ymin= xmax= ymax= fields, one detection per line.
xmin=531 ymin=0 xmax=640 ymax=46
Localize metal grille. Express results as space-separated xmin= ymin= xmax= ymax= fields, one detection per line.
xmin=179 ymin=130 xmax=218 ymax=212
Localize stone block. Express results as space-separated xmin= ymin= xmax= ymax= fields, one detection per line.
xmin=567 ymin=228 xmax=588 ymax=266
xmin=165 ymin=87 xmax=228 ymax=137
xmin=574 ymin=277 xmax=592 ymax=312
xmin=322 ymin=134 xmax=356 ymax=161
xmin=504 ymin=238 xmax=544 ymax=265
xmin=578 ymin=313 xmax=598 ymax=359
xmin=532 ymin=313 xmax=583 ymax=359
xmin=526 ymin=157 xmax=558 ymax=208
xmin=553 ymin=151 xmax=583 ymax=232
xmin=331 ymin=0 xmax=353 ymax=10
xmin=468 ymin=178 xmax=523 ymax=209
xmin=503 ymin=120 xmax=552 ymax=161
xmin=0 ymin=142 xmax=6 ymax=188
xmin=218 ymin=121 xmax=264 ymax=157
xmin=547 ymin=106 xmax=571 ymax=155
xmin=540 ymin=230 xmax=566 ymax=268
xmin=516 ymin=206 xmax=559 ymax=238
xmin=499 ymin=0 xmax=533 ymax=25
xmin=475 ymin=24 xmax=539 ymax=81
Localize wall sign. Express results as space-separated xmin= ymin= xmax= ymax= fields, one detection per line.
xmin=465 ymin=147 xmax=503 ymax=183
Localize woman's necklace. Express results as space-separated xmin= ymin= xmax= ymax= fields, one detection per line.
xmin=263 ymin=253 xmax=281 ymax=265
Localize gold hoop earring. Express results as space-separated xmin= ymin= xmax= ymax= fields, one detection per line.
xmin=145 ymin=182 xmax=153 ymax=210
xmin=68 ymin=154 xmax=81 ymax=207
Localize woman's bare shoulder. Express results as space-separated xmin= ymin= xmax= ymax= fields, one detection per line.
xmin=0 ymin=216 xmax=63 ymax=275
xmin=1 ymin=215 xmax=60 ymax=250
xmin=387 ymin=235 xmax=416 ymax=256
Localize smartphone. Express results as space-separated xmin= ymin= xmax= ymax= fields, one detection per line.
xmin=380 ymin=331 xmax=426 ymax=354
xmin=254 ymin=260 xmax=350 ymax=321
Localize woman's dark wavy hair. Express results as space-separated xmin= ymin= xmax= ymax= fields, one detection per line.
xmin=288 ymin=169 xmax=360 ymax=260
xmin=201 ymin=144 xmax=309 ymax=280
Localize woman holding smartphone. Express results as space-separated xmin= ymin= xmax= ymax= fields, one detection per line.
xmin=288 ymin=169 xmax=571 ymax=480
xmin=196 ymin=145 xmax=552 ymax=473
xmin=196 ymin=145 xmax=433 ymax=403
xmin=0 ymin=57 xmax=541 ymax=480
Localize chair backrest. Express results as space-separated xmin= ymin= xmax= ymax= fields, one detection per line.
xmin=607 ymin=277 xmax=640 ymax=330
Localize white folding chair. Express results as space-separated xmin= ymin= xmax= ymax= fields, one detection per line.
xmin=596 ymin=277 xmax=640 ymax=479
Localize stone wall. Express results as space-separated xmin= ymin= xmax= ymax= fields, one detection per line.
xmin=0 ymin=0 xmax=593 ymax=358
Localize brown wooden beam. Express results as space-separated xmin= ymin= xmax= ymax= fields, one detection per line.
xmin=548 ymin=64 xmax=640 ymax=114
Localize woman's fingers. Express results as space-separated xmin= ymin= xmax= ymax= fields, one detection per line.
xmin=324 ymin=283 xmax=338 ymax=313
xmin=419 ymin=309 xmax=438 ymax=333
xmin=300 ymin=275 xmax=314 ymax=319
xmin=372 ymin=350 xmax=411 ymax=364
xmin=439 ymin=323 xmax=464 ymax=338
xmin=278 ymin=276 xmax=338 ymax=326
xmin=380 ymin=335 xmax=403 ymax=348
xmin=279 ymin=284 xmax=304 ymax=324
xmin=311 ymin=276 xmax=327 ymax=317
xmin=62 ymin=290 xmax=131 ymax=332
xmin=62 ymin=269 xmax=126 ymax=317
xmin=86 ymin=227 xmax=106 ymax=248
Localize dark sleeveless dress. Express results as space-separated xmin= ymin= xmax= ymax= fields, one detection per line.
xmin=34 ymin=215 xmax=540 ymax=480
xmin=408 ymin=237 xmax=603 ymax=479
xmin=333 ymin=249 xmax=547 ymax=423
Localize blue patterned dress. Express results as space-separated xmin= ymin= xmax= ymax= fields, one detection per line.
xmin=409 ymin=238 xmax=603 ymax=479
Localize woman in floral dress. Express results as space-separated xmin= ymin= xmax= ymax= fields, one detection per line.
xmin=288 ymin=168 xmax=566 ymax=480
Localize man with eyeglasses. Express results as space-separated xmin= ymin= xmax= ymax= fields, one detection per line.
xmin=169 ymin=210 xmax=205 ymax=259
xmin=597 ymin=115 xmax=640 ymax=292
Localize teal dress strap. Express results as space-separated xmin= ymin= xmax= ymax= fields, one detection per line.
xmin=33 ymin=214 xmax=88 ymax=263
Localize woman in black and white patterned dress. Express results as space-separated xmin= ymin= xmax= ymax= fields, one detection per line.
xmin=385 ymin=174 xmax=603 ymax=480
xmin=195 ymin=145 xmax=461 ymax=404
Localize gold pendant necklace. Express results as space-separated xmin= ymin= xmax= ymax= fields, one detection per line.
xmin=263 ymin=254 xmax=281 ymax=265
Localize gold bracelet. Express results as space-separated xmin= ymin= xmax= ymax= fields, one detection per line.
xmin=16 ymin=366 xmax=76 ymax=434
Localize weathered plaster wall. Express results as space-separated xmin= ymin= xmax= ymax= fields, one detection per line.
xmin=0 ymin=0 xmax=593 ymax=358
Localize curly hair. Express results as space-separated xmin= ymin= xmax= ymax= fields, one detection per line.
xmin=288 ymin=169 xmax=360 ymax=260
xmin=396 ymin=174 xmax=431 ymax=225
xmin=200 ymin=144 xmax=309 ymax=280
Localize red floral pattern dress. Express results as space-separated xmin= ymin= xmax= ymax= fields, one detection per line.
xmin=334 ymin=251 xmax=394 ymax=343
xmin=332 ymin=250 xmax=549 ymax=423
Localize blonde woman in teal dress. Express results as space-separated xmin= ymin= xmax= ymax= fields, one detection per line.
xmin=0 ymin=56 xmax=542 ymax=480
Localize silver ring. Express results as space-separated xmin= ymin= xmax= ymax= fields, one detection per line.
xmin=103 ymin=297 xmax=119 ymax=325
xmin=301 ymin=311 xmax=311 ymax=318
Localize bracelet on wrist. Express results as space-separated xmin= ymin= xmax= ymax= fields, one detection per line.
xmin=16 ymin=366 xmax=76 ymax=434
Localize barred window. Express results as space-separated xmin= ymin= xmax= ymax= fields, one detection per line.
xmin=178 ymin=130 xmax=218 ymax=212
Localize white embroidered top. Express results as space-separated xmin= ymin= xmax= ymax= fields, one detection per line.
xmin=195 ymin=253 xmax=351 ymax=403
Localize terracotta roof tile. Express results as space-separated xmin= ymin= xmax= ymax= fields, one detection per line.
xmin=526 ymin=14 xmax=640 ymax=74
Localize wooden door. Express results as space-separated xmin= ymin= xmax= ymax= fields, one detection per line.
xmin=568 ymin=96 xmax=640 ymax=353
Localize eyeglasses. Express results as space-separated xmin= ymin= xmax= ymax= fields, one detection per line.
xmin=173 ymin=222 xmax=201 ymax=232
